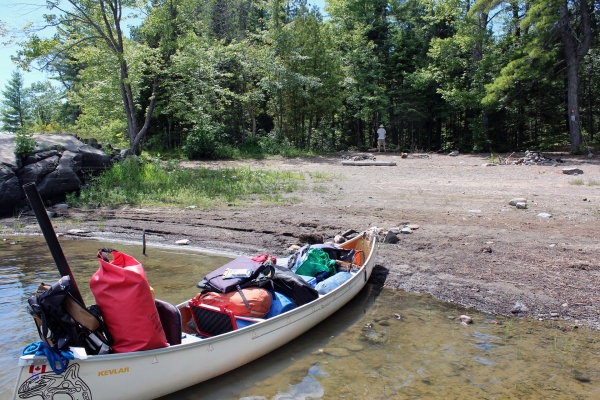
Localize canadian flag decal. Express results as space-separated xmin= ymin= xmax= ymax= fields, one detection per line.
xmin=29 ymin=365 xmax=47 ymax=374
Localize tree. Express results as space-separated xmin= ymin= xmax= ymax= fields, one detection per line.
xmin=559 ymin=0 xmax=593 ymax=152
xmin=27 ymin=81 xmax=65 ymax=131
xmin=20 ymin=0 xmax=162 ymax=154
xmin=474 ymin=0 xmax=594 ymax=153
xmin=1 ymin=70 xmax=28 ymax=132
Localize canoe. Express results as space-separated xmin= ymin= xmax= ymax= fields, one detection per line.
xmin=12 ymin=231 xmax=378 ymax=400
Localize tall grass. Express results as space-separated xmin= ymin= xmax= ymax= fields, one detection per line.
xmin=68 ymin=159 xmax=305 ymax=208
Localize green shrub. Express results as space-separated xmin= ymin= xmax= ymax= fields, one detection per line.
xmin=182 ymin=117 xmax=231 ymax=160
xmin=14 ymin=132 xmax=37 ymax=157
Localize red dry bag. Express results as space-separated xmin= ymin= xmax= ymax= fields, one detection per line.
xmin=90 ymin=249 xmax=167 ymax=353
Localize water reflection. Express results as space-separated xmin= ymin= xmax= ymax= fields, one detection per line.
xmin=2 ymin=236 xmax=600 ymax=400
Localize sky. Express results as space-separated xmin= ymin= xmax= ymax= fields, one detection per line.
xmin=0 ymin=0 xmax=327 ymax=93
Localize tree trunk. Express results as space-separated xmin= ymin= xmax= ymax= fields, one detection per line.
xmin=247 ymin=102 xmax=256 ymax=136
xmin=559 ymin=0 xmax=592 ymax=153
xmin=471 ymin=11 xmax=488 ymax=71
xmin=587 ymin=70 xmax=594 ymax=141
xmin=565 ymin=64 xmax=581 ymax=150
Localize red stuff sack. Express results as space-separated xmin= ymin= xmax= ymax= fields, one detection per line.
xmin=195 ymin=288 xmax=272 ymax=318
xmin=90 ymin=249 xmax=167 ymax=353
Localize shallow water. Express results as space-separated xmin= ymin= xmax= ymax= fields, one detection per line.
xmin=2 ymin=236 xmax=600 ymax=399
xmin=0 ymin=235 xmax=231 ymax=399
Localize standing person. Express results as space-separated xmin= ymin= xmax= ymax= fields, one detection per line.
xmin=377 ymin=124 xmax=386 ymax=152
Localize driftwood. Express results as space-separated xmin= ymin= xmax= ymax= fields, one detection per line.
xmin=341 ymin=154 xmax=376 ymax=161
xmin=342 ymin=161 xmax=397 ymax=166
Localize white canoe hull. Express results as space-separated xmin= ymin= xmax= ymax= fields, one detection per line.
xmin=13 ymin=233 xmax=377 ymax=400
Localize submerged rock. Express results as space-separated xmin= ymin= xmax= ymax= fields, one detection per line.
xmin=322 ymin=347 xmax=350 ymax=357
xmin=362 ymin=327 xmax=388 ymax=344
xmin=344 ymin=344 xmax=363 ymax=352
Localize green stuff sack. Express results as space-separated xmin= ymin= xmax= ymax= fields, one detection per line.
xmin=294 ymin=248 xmax=336 ymax=277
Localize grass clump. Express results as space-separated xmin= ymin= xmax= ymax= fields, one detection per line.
xmin=569 ymin=179 xmax=585 ymax=185
xmin=308 ymin=171 xmax=343 ymax=182
xmin=587 ymin=180 xmax=600 ymax=186
xmin=67 ymin=159 xmax=305 ymax=208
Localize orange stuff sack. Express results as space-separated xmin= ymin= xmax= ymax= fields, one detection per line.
xmin=196 ymin=288 xmax=272 ymax=318
xmin=90 ymin=249 xmax=168 ymax=353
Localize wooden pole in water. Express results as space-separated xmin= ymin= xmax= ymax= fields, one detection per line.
xmin=142 ymin=229 xmax=146 ymax=255
xmin=23 ymin=182 xmax=85 ymax=305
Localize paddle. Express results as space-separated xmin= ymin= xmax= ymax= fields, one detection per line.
xmin=22 ymin=182 xmax=85 ymax=305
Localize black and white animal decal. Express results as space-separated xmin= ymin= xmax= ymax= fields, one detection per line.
xmin=18 ymin=364 xmax=91 ymax=400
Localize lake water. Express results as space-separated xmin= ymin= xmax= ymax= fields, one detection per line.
xmin=1 ymin=236 xmax=600 ymax=399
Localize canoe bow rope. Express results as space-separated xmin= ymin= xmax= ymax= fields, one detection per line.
xmin=22 ymin=342 xmax=74 ymax=375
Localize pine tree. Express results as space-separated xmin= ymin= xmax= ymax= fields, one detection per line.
xmin=1 ymin=70 xmax=27 ymax=133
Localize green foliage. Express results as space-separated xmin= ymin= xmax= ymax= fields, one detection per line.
xmin=1 ymin=70 xmax=27 ymax=132
xmin=183 ymin=117 xmax=230 ymax=160
xmin=239 ymin=132 xmax=303 ymax=157
xmin=11 ymin=0 xmax=600 ymax=156
xmin=14 ymin=131 xmax=37 ymax=157
xmin=26 ymin=81 xmax=67 ymax=132
xmin=67 ymin=159 xmax=305 ymax=208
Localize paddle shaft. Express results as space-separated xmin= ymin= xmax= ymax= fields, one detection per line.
xmin=23 ymin=182 xmax=85 ymax=305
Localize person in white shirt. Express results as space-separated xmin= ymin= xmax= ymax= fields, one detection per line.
xmin=377 ymin=124 xmax=386 ymax=152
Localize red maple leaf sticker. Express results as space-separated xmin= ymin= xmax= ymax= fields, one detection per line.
xmin=29 ymin=365 xmax=46 ymax=374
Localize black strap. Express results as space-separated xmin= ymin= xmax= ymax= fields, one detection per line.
xmin=236 ymin=285 xmax=251 ymax=309
xmin=98 ymin=248 xmax=115 ymax=262
xmin=30 ymin=300 xmax=53 ymax=349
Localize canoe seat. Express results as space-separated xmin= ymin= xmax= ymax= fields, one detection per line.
xmin=155 ymin=299 xmax=182 ymax=345
xmin=189 ymin=303 xmax=236 ymax=337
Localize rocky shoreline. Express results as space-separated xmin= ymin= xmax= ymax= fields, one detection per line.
xmin=2 ymin=151 xmax=599 ymax=331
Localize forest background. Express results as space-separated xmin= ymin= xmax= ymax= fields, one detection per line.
xmin=1 ymin=0 xmax=599 ymax=159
